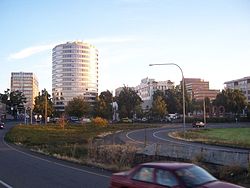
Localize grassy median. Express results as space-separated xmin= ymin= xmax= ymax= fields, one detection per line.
xmin=4 ymin=123 xmax=153 ymax=159
xmin=173 ymin=128 xmax=250 ymax=148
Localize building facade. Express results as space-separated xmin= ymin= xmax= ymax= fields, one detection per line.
xmin=224 ymin=76 xmax=250 ymax=103
xmin=184 ymin=78 xmax=219 ymax=101
xmin=11 ymin=72 xmax=39 ymax=109
xmin=135 ymin=77 xmax=175 ymax=109
xmin=52 ymin=41 xmax=99 ymax=111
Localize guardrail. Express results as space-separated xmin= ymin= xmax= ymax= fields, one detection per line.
xmin=139 ymin=143 xmax=250 ymax=168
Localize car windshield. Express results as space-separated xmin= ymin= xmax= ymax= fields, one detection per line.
xmin=175 ymin=165 xmax=217 ymax=187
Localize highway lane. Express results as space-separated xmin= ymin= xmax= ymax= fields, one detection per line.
xmin=0 ymin=122 xmax=111 ymax=188
xmin=123 ymin=123 xmax=250 ymax=152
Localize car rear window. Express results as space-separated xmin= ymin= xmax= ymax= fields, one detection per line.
xmin=132 ymin=167 xmax=154 ymax=183
xmin=175 ymin=165 xmax=217 ymax=187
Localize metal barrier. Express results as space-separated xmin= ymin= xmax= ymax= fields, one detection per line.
xmin=139 ymin=143 xmax=250 ymax=168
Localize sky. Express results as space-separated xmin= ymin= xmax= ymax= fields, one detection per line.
xmin=0 ymin=0 xmax=250 ymax=94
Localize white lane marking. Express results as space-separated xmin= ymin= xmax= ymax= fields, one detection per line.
xmin=0 ymin=180 xmax=13 ymax=188
xmin=2 ymin=137 xmax=110 ymax=179
xmin=126 ymin=129 xmax=144 ymax=144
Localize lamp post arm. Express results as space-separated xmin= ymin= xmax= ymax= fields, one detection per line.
xmin=149 ymin=63 xmax=186 ymax=132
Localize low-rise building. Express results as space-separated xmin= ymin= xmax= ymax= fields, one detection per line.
xmin=184 ymin=78 xmax=219 ymax=101
xmin=135 ymin=77 xmax=174 ymax=110
xmin=224 ymin=76 xmax=250 ymax=103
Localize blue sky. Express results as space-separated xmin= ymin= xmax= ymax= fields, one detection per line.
xmin=0 ymin=0 xmax=250 ymax=94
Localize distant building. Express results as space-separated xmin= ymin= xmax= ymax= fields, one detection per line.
xmin=115 ymin=86 xmax=135 ymax=97
xmin=184 ymin=78 xmax=219 ymax=101
xmin=135 ymin=77 xmax=175 ymax=109
xmin=11 ymin=72 xmax=39 ymax=109
xmin=52 ymin=41 xmax=99 ymax=112
xmin=224 ymin=76 xmax=250 ymax=103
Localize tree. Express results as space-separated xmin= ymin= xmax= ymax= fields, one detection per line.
xmin=0 ymin=89 xmax=26 ymax=118
xmin=117 ymin=86 xmax=142 ymax=118
xmin=94 ymin=90 xmax=113 ymax=119
xmin=164 ymin=88 xmax=182 ymax=114
xmin=65 ymin=96 xmax=91 ymax=118
xmin=151 ymin=95 xmax=167 ymax=119
xmin=213 ymin=88 xmax=247 ymax=114
xmin=33 ymin=89 xmax=54 ymax=118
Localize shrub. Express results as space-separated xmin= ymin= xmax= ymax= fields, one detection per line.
xmin=92 ymin=117 xmax=108 ymax=127
xmin=88 ymin=144 xmax=138 ymax=170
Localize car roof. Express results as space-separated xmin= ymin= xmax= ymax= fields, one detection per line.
xmin=140 ymin=162 xmax=194 ymax=170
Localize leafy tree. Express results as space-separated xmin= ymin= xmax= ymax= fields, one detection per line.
xmin=153 ymin=86 xmax=188 ymax=115
xmin=94 ymin=90 xmax=113 ymax=119
xmin=164 ymin=88 xmax=182 ymax=114
xmin=0 ymin=89 xmax=26 ymax=118
xmin=189 ymin=97 xmax=210 ymax=115
xmin=33 ymin=89 xmax=54 ymax=118
xmin=151 ymin=95 xmax=167 ymax=119
xmin=213 ymin=88 xmax=247 ymax=114
xmin=117 ymin=86 xmax=142 ymax=118
xmin=65 ymin=96 xmax=91 ymax=118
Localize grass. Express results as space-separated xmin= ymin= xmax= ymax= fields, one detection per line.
xmin=4 ymin=123 xmax=156 ymax=159
xmin=174 ymin=128 xmax=250 ymax=148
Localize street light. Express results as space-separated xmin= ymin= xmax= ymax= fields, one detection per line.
xmin=149 ymin=63 xmax=186 ymax=133
xmin=203 ymin=96 xmax=206 ymax=124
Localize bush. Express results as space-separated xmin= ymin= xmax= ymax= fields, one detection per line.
xmin=92 ymin=117 xmax=108 ymax=127
xmin=88 ymin=144 xmax=138 ymax=170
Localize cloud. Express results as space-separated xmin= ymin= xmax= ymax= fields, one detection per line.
xmin=86 ymin=36 xmax=137 ymax=44
xmin=8 ymin=43 xmax=56 ymax=60
xmin=7 ymin=36 xmax=138 ymax=60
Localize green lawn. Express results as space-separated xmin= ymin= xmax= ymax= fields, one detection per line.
xmin=176 ymin=128 xmax=250 ymax=148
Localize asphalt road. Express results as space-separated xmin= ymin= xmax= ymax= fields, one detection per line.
xmin=122 ymin=123 xmax=250 ymax=153
xmin=0 ymin=122 xmax=112 ymax=188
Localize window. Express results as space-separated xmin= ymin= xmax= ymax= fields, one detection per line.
xmin=132 ymin=167 xmax=154 ymax=183
xmin=156 ymin=169 xmax=178 ymax=187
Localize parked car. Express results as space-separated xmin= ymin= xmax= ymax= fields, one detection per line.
xmin=0 ymin=121 xmax=4 ymax=129
xmin=192 ymin=121 xmax=205 ymax=128
xmin=121 ymin=117 xmax=133 ymax=123
xmin=109 ymin=162 xmax=243 ymax=188
xmin=81 ymin=117 xmax=91 ymax=123
xmin=69 ymin=116 xmax=79 ymax=122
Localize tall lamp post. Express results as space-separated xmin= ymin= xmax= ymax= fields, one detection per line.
xmin=149 ymin=63 xmax=186 ymax=133
xmin=203 ymin=96 xmax=206 ymax=124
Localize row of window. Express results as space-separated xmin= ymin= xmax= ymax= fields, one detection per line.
xmin=12 ymin=77 xmax=34 ymax=81
xmin=62 ymin=54 xmax=90 ymax=58
xmin=62 ymin=68 xmax=90 ymax=72
xmin=62 ymin=59 xmax=89 ymax=63
xmin=12 ymin=73 xmax=33 ymax=76
xmin=62 ymin=73 xmax=98 ymax=77
xmin=62 ymin=45 xmax=90 ymax=49
xmin=62 ymin=64 xmax=90 ymax=68
xmin=62 ymin=50 xmax=89 ymax=53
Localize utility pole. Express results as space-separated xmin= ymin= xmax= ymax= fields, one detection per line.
xmin=45 ymin=90 xmax=47 ymax=125
xmin=203 ymin=97 xmax=206 ymax=124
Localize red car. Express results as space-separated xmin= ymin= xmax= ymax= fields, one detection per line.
xmin=109 ymin=162 xmax=243 ymax=188
xmin=192 ymin=121 xmax=205 ymax=128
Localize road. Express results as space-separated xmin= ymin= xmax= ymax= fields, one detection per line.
xmin=0 ymin=122 xmax=111 ymax=188
xmin=121 ymin=123 xmax=250 ymax=153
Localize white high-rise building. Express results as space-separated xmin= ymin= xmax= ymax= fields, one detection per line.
xmin=52 ymin=41 xmax=99 ymax=111
xmin=11 ymin=72 xmax=39 ymax=109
